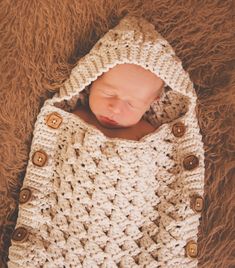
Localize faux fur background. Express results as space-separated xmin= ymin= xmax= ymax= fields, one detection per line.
xmin=0 ymin=0 xmax=234 ymax=267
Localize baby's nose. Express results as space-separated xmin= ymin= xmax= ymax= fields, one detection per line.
xmin=109 ymin=99 xmax=123 ymax=114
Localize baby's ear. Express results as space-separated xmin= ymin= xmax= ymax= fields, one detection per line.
xmin=154 ymin=82 xmax=165 ymax=101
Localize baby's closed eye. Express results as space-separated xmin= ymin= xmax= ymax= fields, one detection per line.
xmin=101 ymin=89 xmax=142 ymax=110
xmin=127 ymin=101 xmax=138 ymax=109
xmin=102 ymin=90 xmax=115 ymax=97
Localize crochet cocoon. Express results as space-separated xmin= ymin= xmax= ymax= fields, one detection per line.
xmin=8 ymin=16 xmax=205 ymax=268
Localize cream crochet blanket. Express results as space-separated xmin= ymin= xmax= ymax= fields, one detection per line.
xmin=8 ymin=15 xmax=205 ymax=268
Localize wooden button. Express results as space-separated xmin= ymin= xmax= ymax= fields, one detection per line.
xmin=32 ymin=150 xmax=48 ymax=167
xmin=183 ymin=155 xmax=199 ymax=170
xmin=190 ymin=195 xmax=204 ymax=213
xmin=45 ymin=112 xmax=63 ymax=129
xmin=172 ymin=122 xmax=186 ymax=137
xmin=12 ymin=227 xmax=29 ymax=242
xmin=185 ymin=240 xmax=198 ymax=258
xmin=19 ymin=188 xmax=32 ymax=204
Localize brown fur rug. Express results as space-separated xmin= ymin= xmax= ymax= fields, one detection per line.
xmin=0 ymin=1 xmax=234 ymax=267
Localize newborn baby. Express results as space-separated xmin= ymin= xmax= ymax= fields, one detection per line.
xmin=73 ymin=63 xmax=164 ymax=141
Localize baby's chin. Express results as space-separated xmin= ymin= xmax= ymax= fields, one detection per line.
xmin=98 ymin=120 xmax=125 ymax=129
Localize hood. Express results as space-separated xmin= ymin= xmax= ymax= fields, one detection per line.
xmin=48 ymin=15 xmax=196 ymax=128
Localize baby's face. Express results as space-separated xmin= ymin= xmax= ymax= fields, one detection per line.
xmin=89 ymin=63 xmax=164 ymax=128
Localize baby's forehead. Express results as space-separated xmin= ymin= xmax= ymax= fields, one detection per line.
xmin=93 ymin=69 xmax=164 ymax=96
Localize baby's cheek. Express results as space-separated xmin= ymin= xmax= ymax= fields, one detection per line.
xmin=90 ymin=95 xmax=103 ymax=113
xmin=122 ymin=110 xmax=143 ymax=125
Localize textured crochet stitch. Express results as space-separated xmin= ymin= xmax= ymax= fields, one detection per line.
xmin=8 ymin=15 xmax=205 ymax=268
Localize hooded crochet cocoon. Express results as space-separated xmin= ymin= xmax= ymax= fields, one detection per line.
xmin=8 ymin=16 xmax=205 ymax=268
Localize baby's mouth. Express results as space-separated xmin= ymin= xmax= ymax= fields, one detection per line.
xmin=98 ymin=116 xmax=119 ymax=126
